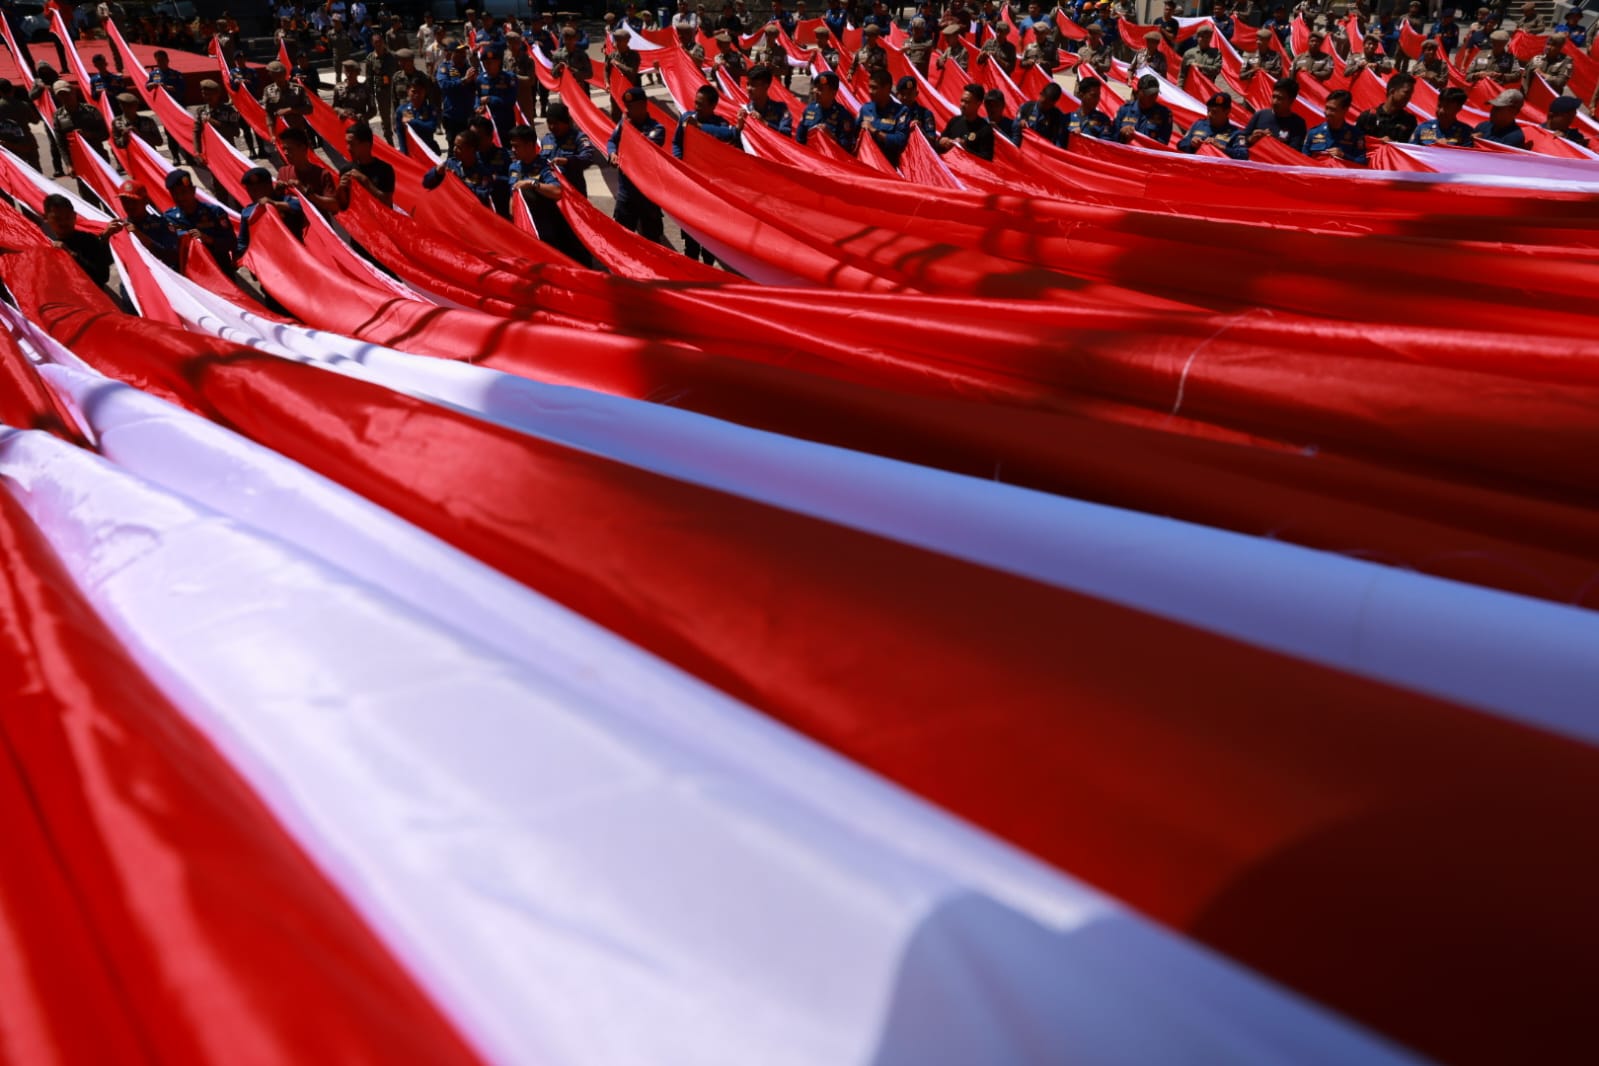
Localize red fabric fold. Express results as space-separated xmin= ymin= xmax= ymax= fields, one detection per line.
xmin=13 ymin=243 xmax=1599 ymax=1066
xmin=0 ymin=461 xmax=484 ymax=1066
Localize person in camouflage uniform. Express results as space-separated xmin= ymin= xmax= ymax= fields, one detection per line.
xmin=110 ymin=92 xmax=162 ymax=151
xmin=53 ymin=81 xmax=110 ymax=164
xmin=1019 ymin=21 xmax=1060 ymax=77
xmin=333 ymin=59 xmax=375 ymax=125
xmin=364 ymin=31 xmax=399 ymax=144
xmin=261 ymin=61 xmax=314 ymax=135
xmin=190 ymin=78 xmax=243 ymax=158
xmin=751 ymin=24 xmax=791 ymax=87
xmin=901 ymin=18 xmax=934 ymax=77
xmin=550 ymin=24 xmax=594 ymax=95
xmin=978 ymin=23 xmax=1017 ymax=76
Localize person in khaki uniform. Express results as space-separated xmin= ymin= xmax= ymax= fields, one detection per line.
xmin=261 ymin=61 xmax=313 ymax=135
xmin=364 ymin=32 xmax=399 ymax=144
xmin=608 ymin=27 xmax=645 ymax=87
xmin=1019 ymin=21 xmax=1061 ymax=76
xmin=901 ymin=18 xmax=934 ymax=77
xmin=1292 ymin=31 xmax=1334 ymax=82
xmin=978 ymin=23 xmax=1017 ymax=76
xmin=1467 ymin=29 xmax=1523 ymax=86
xmin=1127 ymin=31 xmax=1167 ymax=80
xmin=1409 ymin=39 xmax=1450 ymax=90
xmin=1238 ymin=34 xmax=1282 ymax=81
xmin=1180 ymin=24 xmax=1224 ymax=83
xmin=1344 ymin=33 xmax=1394 ymax=79
xmin=1515 ymin=1 xmax=1549 ymax=35
xmin=1524 ymin=33 xmax=1574 ymax=95
xmin=190 ymin=78 xmax=243 ymax=159
xmin=806 ymin=25 xmax=840 ymax=68
xmin=855 ymin=25 xmax=889 ymax=73
xmin=550 ymin=25 xmax=594 ymax=93
xmin=333 ymin=59 xmax=375 ymax=124
xmin=110 ymin=92 xmax=161 ymax=151
xmin=936 ymin=23 xmax=969 ymax=72
xmin=751 ymin=24 xmax=792 ymax=87
xmin=1076 ymin=24 xmax=1113 ymax=80
xmin=708 ymin=30 xmax=747 ymax=79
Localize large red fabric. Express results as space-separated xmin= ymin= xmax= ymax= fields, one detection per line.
xmin=215 ymin=205 xmax=1599 ymax=607
xmin=538 ymin=174 xmax=727 ymax=282
xmin=14 ymin=242 xmax=1599 ymax=1066
xmin=0 ymin=471 xmax=484 ymax=1066
xmin=0 ymin=326 xmax=88 ymax=445
xmin=676 ymin=127 xmax=1599 ymax=335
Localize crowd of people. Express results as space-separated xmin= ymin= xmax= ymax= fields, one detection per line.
xmin=18 ymin=0 xmax=1599 ymax=286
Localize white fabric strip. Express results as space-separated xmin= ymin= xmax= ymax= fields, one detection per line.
xmin=0 ymin=420 xmax=1419 ymax=1066
xmin=103 ymin=245 xmax=1599 ymax=749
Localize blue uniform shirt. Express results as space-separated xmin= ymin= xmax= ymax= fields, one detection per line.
xmin=607 ymin=115 xmax=667 ymax=201
xmin=857 ymin=98 xmax=910 ymax=162
xmin=1113 ymin=99 xmax=1173 ymax=144
xmin=1473 ymin=119 xmax=1526 ymax=149
xmin=425 ymin=156 xmax=507 ymax=206
xmin=508 ymin=154 xmax=558 ymax=187
xmin=162 ymin=201 xmax=235 ymax=267
xmin=796 ymin=100 xmax=858 ymax=151
xmin=1412 ymin=118 xmax=1474 ymax=147
xmin=145 ymin=65 xmax=185 ymax=98
xmin=1179 ymin=118 xmax=1249 ymax=159
xmin=476 ymin=70 xmax=518 ymax=126
xmin=540 ymin=128 xmax=600 ymax=191
xmin=1067 ymin=105 xmax=1115 ymax=141
xmin=237 ymin=195 xmax=302 ymax=256
xmin=436 ymin=62 xmax=479 ymax=120
xmin=1304 ymin=121 xmax=1367 ymax=163
xmin=903 ymin=103 xmax=936 ymax=140
xmin=672 ymin=111 xmax=743 ymax=157
xmin=396 ymin=99 xmax=441 ymax=153
xmin=1017 ymin=101 xmax=1069 ymax=148
xmin=747 ymin=95 xmax=793 ymax=137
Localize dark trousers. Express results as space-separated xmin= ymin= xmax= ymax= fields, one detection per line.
xmin=531 ymin=194 xmax=592 ymax=267
xmin=613 ymin=190 xmax=664 ymax=244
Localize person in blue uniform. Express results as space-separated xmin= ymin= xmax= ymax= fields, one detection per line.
xmin=1429 ymin=8 xmax=1461 ymax=54
xmin=435 ymin=39 xmax=479 ymax=145
xmin=738 ymin=64 xmax=792 ymax=136
xmin=673 ymin=83 xmax=741 ymax=265
xmin=1114 ymin=74 xmax=1173 ymax=145
xmin=540 ymin=102 xmax=600 ymax=197
xmin=114 ymin=180 xmax=179 ymax=267
xmin=936 ymin=83 xmax=996 ymax=160
xmin=1179 ymin=91 xmax=1248 ymax=158
xmin=162 ymin=168 xmax=237 ymax=271
xmin=1412 ymin=86 xmax=1475 ymax=147
xmin=395 ymin=78 xmax=441 ymax=155
xmin=895 ymin=76 xmax=937 ymax=141
xmin=606 ymin=86 xmax=668 ymax=244
xmin=88 ymin=53 xmax=128 ymax=99
xmin=1474 ymin=87 xmax=1526 ymax=148
xmin=235 ymin=166 xmax=304 ymax=257
xmin=857 ymin=68 xmax=910 ymax=163
xmin=1304 ymin=90 xmax=1367 ymax=163
xmin=1066 ymin=78 xmax=1115 ymax=141
xmin=796 ymin=71 xmax=858 ymax=151
xmin=982 ymin=88 xmax=1017 ymax=144
xmin=476 ymin=42 xmax=519 ymax=144
xmin=1243 ymin=76 xmax=1307 ymax=152
xmin=508 ymin=124 xmax=591 ymax=263
xmin=1015 ymin=81 xmax=1068 ymax=148
xmin=1544 ymin=97 xmax=1590 ymax=149
xmin=423 ymin=129 xmax=508 ymax=210
xmin=144 ymin=49 xmax=187 ymax=160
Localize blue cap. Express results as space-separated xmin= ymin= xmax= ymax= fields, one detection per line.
xmin=163 ymin=168 xmax=192 ymax=191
